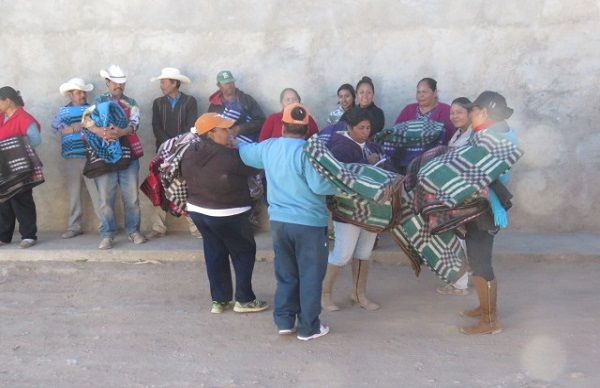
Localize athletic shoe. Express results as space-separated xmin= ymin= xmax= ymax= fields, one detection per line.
xmin=61 ymin=230 xmax=83 ymax=239
xmin=211 ymin=301 xmax=232 ymax=314
xmin=19 ymin=239 xmax=36 ymax=249
xmin=297 ymin=324 xmax=329 ymax=341
xmin=128 ymin=232 xmax=147 ymax=244
xmin=278 ymin=328 xmax=297 ymax=335
xmin=233 ymin=299 xmax=269 ymax=313
xmin=98 ymin=238 xmax=113 ymax=250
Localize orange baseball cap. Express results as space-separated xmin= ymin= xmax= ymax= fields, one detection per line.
xmin=194 ymin=113 xmax=235 ymax=135
xmin=282 ymin=103 xmax=309 ymax=125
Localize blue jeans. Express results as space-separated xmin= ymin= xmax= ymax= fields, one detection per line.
xmin=189 ymin=211 xmax=257 ymax=303
xmin=270 ymin=221 xmax=328 ymax=337
xmin=94 ymin=159 xmax=141 ymax=238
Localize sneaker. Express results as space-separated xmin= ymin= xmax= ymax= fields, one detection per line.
xmin=436 ymin=283 xmax=469 ymax=296
xmin=98 ymin=237 xmax=113 ymax=250
xmin=278 ymin=328 xmax=297 ymax=335
xmin=145 ymin=230 xmax=166 ymax=240
xmin=211 ymin=301 xmax=232 ymax=314
xmin=297 ymin=324 xmax=330 ymax=341
xmin=19 ymin=239 xmax=36 ymax=249
xmin=61 ymin=230 xmax=83 ymax=239
xmin=233 ymin=299 xmax=269 ymax=313
xmin=128 ymin=232 xmax=147 ymax=244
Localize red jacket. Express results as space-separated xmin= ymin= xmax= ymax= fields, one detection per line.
xmin=258 ymin=111 xmax=318 ymax=142
xmin=0 ymin=107 xmax=41 ymax=141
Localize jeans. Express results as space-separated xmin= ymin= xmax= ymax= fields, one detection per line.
xmin=0 ymin=189 xmax=37 ymax=242
xmin=270 ymin=221 xmax=328 ymax=337
xmin=94 ymin=159 xmax=141 ymax=238
xmin=189 ymin=211 xmax=257 ymax=303
xmin=465 ymin=221 xmax=496 ymax=281
xmin=64 ymin=157 xmax=100 ymax=232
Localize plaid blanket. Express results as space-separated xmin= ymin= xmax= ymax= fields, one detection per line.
xmin=0 ymin=136 xmax=44 ymax=202
xmin=416 ymin=126 xmax=523 ymax=209
xmin=374 ymin=118 xmax=444 ymax=158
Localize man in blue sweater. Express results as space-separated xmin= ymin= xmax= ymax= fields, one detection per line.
xmin=239 ymin=103 xmax=337 ymax=341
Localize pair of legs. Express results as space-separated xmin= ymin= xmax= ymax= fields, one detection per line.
xmin=149 ymin=207 xmax=200 ymax=237
xmin=322 ymin=221 xmax=379 ymax=311
xmin=189 ymin=211 xmax=258 ymax=304
xmin=0 ymin=189 xmax=37 ymax=243
xmin=461 ymin=222 xmax=501 ymax=335
xmin=94 ymin=159 xmax=142 ymax=239
xmin=270 ymin=221 xmax=328 ymax=338
xmin=63 ymin=157 xmax=100 ymax=236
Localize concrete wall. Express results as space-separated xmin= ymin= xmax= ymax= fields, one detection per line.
xmin=2 ymin=0 xmax=600 ymax=233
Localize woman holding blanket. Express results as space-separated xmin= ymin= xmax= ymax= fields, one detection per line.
xmin=459 ymin=91 xmax=518 ymax=335
xmin=321 ymin=107 xmax=384 ymax=311
xmin=182 ymin=113 xmax=269 ymax=314
xmin=392 ymin=78 xmax=455 ymax=172
xmin=0 ymin=87 xmax=42 ymax=249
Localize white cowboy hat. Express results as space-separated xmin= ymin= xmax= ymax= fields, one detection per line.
xmin=99 ymin=65 xmax=127 ymax=84
xmin=150 ymin=67 xmax=191 ymax=84
xmin=59 ymin=78 xmax=94 ymax=96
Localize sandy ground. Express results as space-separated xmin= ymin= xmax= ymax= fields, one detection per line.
xmin=0 ymin=260 xmax=598 ymax=388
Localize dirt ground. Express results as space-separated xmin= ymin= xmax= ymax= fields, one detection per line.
xmin=0 ymin=260 xmax=598 ymax=387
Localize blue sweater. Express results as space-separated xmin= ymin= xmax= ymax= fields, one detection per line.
xmin=239 ymin=137 xmax=337 ymax=227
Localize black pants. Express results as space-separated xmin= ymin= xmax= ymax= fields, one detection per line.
xmin=465 ymin=221 xmax=495 ymax=281
xmin=0 ymin=189 xmax=37 ymax=243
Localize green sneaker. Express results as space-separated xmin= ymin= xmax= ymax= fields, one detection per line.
xmin=233 ymin=299 xmax=269 ymax=313
xmin=210 ymin=301 xmax=231 ymax=314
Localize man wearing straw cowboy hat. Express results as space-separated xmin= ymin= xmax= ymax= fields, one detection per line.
xmin=146 ymin=67 xmax=201 ymax=240
xmin=51 ymin=77 xmax=100 ymax=239
xmin=91 ymin=64 xmax=146 ymax=249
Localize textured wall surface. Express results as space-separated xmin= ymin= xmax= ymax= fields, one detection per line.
xmin=1 ymin=0 xmax=599 ymax=232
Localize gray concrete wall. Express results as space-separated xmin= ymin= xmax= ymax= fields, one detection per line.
xmin=2 ymin=0 xmax=599 ymax=233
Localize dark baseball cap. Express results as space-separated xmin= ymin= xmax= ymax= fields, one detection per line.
xmin=466 ymin=91 xmax=514 ymax=120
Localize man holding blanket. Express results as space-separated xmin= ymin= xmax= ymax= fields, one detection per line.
xmin=52 ymin=78 xmax=100 ymax=239
xmin=239 ymin=103 xmax=337 ymax=341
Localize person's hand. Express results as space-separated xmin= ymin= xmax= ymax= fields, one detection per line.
xmin=367 ymin=153 xmax=380 ymax=165
xmin=104 ymin=125 xmax=124 ymax=141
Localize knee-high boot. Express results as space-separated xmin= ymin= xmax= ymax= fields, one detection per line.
xmin=351 ymin=259 xmax=380 ymax=311
xmin=460 ymin=276 xmax=502 ymax=334
xmin=321 ymin=264 xmax=342 ymax=312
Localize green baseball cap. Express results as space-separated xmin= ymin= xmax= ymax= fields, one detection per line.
xmin=216 ymin=70 xmax=235 ymax=84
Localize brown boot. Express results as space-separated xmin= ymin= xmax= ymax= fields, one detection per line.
xmin=351 ymin=259 xmax=380 ymax=311
xmin=460 ymin=277 xmax=502 ymax=334
xmin=321 ymin=264 xmax=342 ymax=312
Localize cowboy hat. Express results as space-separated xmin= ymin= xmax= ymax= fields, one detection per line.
xmin=150 ymin=67 xmax=191 ymax=84
xmin=99 ymin=65 xmax=127 ymax=84
xmin=59 ymin=78 xmax=94 ymax=96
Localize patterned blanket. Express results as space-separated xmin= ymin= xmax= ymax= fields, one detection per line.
xmin=0 ymin=136 xmax=44 ymax=202
xmin=58 ymin=105 xmax=88 ymax=158
xmin=416 ymin=127 xmax=523 ymax=209
xmin=374 ymin=118 xmax=444 ymax=158
xmin=81 ymin=102 xmax=129 ymax=164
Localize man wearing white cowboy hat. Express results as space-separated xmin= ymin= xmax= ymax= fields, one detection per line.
xmin=91 ymin=64 xmax=146 ymax=249
xmin=51 ymin=77 xmax=101 ymax=239
xmin=146 ymin=67 xmax=201 ymax=240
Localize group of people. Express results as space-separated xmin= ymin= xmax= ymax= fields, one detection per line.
xmin=0 ymin=66 xmax=518 ymax=339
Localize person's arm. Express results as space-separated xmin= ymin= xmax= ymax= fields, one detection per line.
xmin=26 ymin=123 xmax=41 ymax=147
xmin=303 ymin=158 xmax=338 ymax=196
xmin=237 ymin=95 xmax=266 ymax=136
xmin=238 ymin=142 xmax=265 ymax=169
xmin=152 ymin=99 xmax=167 ymax=146
xmin=258 ymin=114 xmax=275 ymax=142
xmin=51 ymin=111 xmax=66 ymax=133
xmin=183 ymin=96 xmax=199 ymax=132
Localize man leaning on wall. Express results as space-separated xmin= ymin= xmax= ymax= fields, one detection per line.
xmin=146 ymin=67 xmax=201 ymax=240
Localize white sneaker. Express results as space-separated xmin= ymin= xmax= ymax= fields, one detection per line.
xmin=98 ymin=237 xmax=113 ymax=250
xmin=19 ymin=239 xmax=36 ymax=249
xmin=297 ymin=324 xmax=329 ymax=341
xmin=278 ymin=328 xmax=296 ymax=335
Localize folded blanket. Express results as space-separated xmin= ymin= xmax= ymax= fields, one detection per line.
xmin=374 ymin=118 xmax=444 ymax=158
xmin=416 ymin=127 xmax=523 ymax=209
xmin=0 ymin=136 xmax=44 ymax=202
xmin=81 ymin=102 xmax=130 ymax=164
